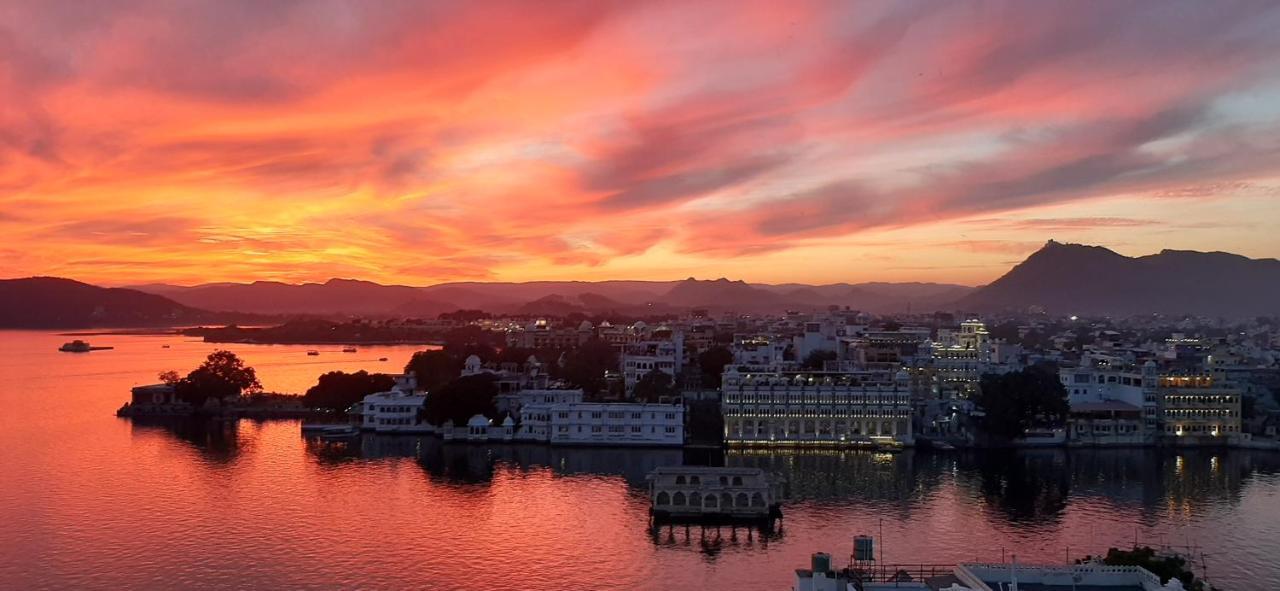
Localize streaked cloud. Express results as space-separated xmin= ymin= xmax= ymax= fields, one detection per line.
xmin=2 ymin=0 xmax=1279 ymax=286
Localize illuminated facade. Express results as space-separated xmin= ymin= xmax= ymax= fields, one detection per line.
xmin=1154 ymin=375 xmax=1243 ymax=442
xmin=720 ymin=367 xmax=914 ymax=446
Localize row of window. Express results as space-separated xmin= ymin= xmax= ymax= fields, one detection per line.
xmin=375 ymin=417 xmax=414 ymax=425
xmin=654 ymin=491 xmax=766 ymax=509
xmin=370 ymin=405 xmax=415 ymax=413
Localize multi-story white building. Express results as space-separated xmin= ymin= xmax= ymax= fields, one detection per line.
xmin=359 ymin=374 xmax=430 ymax=433
xmin=731 ymin=335 xmax=790 ymax=367
xmin=546 ymin=402 xmax=684 ymax=446
xmin=926 ymin=319 xmax=1024 ymax=400
xmin=1059 ymin=354 xmax=1159 ymax=431
xmin=1156 ymin=374 xmax=1244 ymax=443
xmin=721 ymin=367 xmax=914 ymax=446
xmin=496 ymin=388 xmax=584 ymax=416
xmin=621 ymin=336 xmax=684 ymax=391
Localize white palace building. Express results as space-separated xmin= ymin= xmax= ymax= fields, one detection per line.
xmin=721 ymin=367 xmax=914 ymax=447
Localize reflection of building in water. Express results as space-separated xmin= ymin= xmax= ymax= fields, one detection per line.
xmin=724 ymin=448 xmax=932 ymax=505
xmin=307 ymin=434 xmax=686 ymax=486
xmin=721 ymin=367 xmax=914 ymax=447
xmin=648 ymin=520 xmax=782 ymax=558
xmin=127 ymin=416 xmax=241 ymax=462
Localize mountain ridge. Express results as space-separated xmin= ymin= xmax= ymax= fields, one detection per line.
xmin=955 ymin=240 xmax=1280 ymax=316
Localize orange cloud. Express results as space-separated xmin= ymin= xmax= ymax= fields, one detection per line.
xmin=2 ymin=1 xmax=1280 ymax=286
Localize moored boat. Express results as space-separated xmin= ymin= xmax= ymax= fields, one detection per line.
xmin=59 ymin=340 xmax=112 ymax=352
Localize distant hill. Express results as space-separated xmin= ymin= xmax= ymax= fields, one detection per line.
xmin=955 ymin=240 xmax=1280 ymax=317
xmin=129 ymin=276 xmax=975 ymax=317
xmin=134 ymin=278 xmax=428 ymax=316
xmin=0 ymin=277 xmax=239 ymax=328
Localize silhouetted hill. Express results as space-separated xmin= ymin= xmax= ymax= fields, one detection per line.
xmin=664 ymin=278 xmax=798 ymax=311
xmin=0 ymin=277 xmax=234 ymax=328
xmin=132 ymin=276 xmax=975 ymax=317
xmin=135 ymin=278 xmax=427 ymax=316
xmin=956 ymin=241 xmax=1280 ymax=317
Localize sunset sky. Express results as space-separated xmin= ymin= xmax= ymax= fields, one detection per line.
xmin=2 ymin=1 xmax=1279 ymax=287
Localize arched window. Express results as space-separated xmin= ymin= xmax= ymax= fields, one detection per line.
xmin=736 ymin=493 xmax=748 ymax=507
xmin=732 ymin=476 xmax=743 ymax=486
xmin=673 ymin=492 xmax=686 ymax=506
xmin=721 ymin=492 xmax=733 ymax=508
xmin=690 ymin=476 xmax=701 ymax=486
xmin=690 ymin=493 xmax=702 ymax=507
xmin=656 ymin=492 xmax=670 ymax=506
xmin=719 ymin=476 xmax=728 ymax=486
xmin=704 ymin=494 xmax=717 ymax=508
xmin=752 ymin=493 xmax=765 ymax=507
xmin=675 ymin=475 xmax=686 ymax=485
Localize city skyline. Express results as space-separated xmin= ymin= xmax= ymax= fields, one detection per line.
xmin=3 ymin=1 xmax=1280 ymax=286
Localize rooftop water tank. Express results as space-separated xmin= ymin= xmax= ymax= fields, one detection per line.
xmin=811 ymin=552 xmax=832 ymax=574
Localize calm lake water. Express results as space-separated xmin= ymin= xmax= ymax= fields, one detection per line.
xmin=2 ymin=330 xmax=1278 ymax=590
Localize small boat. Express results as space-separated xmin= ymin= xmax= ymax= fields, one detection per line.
xmin=59 ymin=340 xmax=112 ymax=353
xmin=307 ymin=350 xmax=320 ymax=356
xmin=317 ymin=425 xmax=360 ymax=440
xmin=161 ymin=344 xmax=171 ymax=349
xmin=302 ymin=423 xmax=354 ymax=433
xmin=342 ymin=346 xmax=357 ymax=353
xmin=933 ymin=441 xmax=957 ymax=451
xmin=379 ymin=357 xmax=389 ymax=361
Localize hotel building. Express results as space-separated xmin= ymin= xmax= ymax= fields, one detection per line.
xmin=720 ymin=367 xmax=914 ymax=446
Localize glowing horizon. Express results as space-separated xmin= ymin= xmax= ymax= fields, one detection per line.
xmin=3 ymin=1 xmax=1279 ymax=287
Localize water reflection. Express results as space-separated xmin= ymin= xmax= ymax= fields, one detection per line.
xmin=300 ymin=432 xmax=686 ymax=485
xmin=140 ymin=419 xmax=1280 ymax=527
xmin=649 ymin=520 xmax=784 ymax=560
xmin=125 ymin=416 xmax=242 ymax=462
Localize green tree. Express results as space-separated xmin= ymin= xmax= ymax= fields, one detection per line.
xmin=441 ymin=325 xmax=497 ymax=360
xmin=562 ymin=339 xmax=618 ymax=396
xmin=404 ymin=349 xmax=458 ymax=392
xmin=802 ymin=349 xmax=838 ymax=370
xmin=172 ymin=350 xmax=261 ymax=407
xmin=973 ymin=366 xmax=1069 ymax=440
xmin=421 ymin=374 xmax=499 ymax=426
xmin=303 ymin=370 xmax=395 ymax=411
xmin=698 ymin=346 xmax=734 ymax=389
xmin=633 ymin=369 xmax=675 ymax=402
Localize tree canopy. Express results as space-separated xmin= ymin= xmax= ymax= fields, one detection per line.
xmin=303 ymin=370 xmax=395 ymax=411
xmin=802 ymin=349 xmax=838 ymax=370
xmin=697 ymin=346 xmax=734 ymax=389
xmin=421 ymin=373 xmax=499 ymax=426
xmin=633 ymin=368 xmax=675 ymax=402
xmin=164 ymin=350 xmax=261 ymax=407
xmin=561 ymin=338 xmax=618 ymax=396
xmin=404 ymin=349 xmax=458 ymax=392
xmin=973 ymin=366 xmax=1069 ymax=440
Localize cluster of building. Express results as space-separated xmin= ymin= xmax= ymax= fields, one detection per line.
xmin=249 ymin=308 xmax=1278 ymax=451
xmin=355 ymin=359 xmax=685 ymax=447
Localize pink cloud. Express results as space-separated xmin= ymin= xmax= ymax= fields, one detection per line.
xmin=2 ymin=1 xmax=1279 ymax=284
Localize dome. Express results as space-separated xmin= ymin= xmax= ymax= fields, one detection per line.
xmin=466 ymin=414 xmax=491 ymax=428
xmin=501 ymin=416 xmax=515 ymax=427
xmin=578 ymin=320 xmax=594 ymax=331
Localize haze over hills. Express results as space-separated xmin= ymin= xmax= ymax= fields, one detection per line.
xmin=0 ymin=277 xmax=255 ymax=329
xmin=6 ymin=241 xmax=1278 ymax=328
xmin=127 ymin=277 xmax=975 ymax=316
xmin=957 ymin=240 xmax=1280 ymax=317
